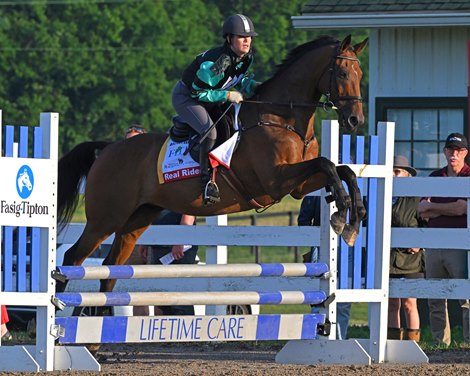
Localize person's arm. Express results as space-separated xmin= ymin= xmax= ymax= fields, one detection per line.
xmin=191 ymin=56 xmax=233 ymax=103
xmin=417 ymin=198 xmax=467 ymax=219
xmin=136 ymin=245 xmax=149 ymax=264
xmin=236 ymin=75 xmax=258 ymax=98
xmin=171 ymin=215 xmax=196 ymax=260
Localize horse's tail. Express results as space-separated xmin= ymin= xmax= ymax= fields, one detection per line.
xmin=57 ymin=141 xmax=111 ymax=229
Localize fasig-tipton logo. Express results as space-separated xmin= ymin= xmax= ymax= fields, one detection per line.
xmin=16 ymin=165 xmax=34 ymax=199
xmin=0 ymin=165 xmax=49 ymax=218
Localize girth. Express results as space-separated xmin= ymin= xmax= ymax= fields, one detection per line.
xmin=218 ymin=167 xmax=278 ymax=211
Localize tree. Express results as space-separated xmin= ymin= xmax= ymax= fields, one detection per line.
xmin=0 ymin=1 xmax=369 ymax=154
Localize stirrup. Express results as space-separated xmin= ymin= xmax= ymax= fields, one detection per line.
xmin=203 ymin=180 xmax=220 ymax=206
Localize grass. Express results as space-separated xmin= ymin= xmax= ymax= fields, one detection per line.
xmin=71 ymin=195 xmax=304 ymax=225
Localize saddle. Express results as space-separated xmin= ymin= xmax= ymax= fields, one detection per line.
xmin=169 ymin=106 xmax=238 ymax=162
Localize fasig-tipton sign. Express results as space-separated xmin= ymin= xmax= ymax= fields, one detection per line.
xmin=0 ymin=157 xmax=55 ymax=227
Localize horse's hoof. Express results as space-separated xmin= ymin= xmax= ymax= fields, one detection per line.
xmin=86 ymin=344 xmax=101 ymax=357
xmin=330 ymin=212 xmax=345 ymax=235
xmin=341 ymin=225 xmax=358 ymax=247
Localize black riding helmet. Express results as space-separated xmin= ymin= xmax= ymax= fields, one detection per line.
xmin=222 ymin=14 xmax=258 ymax=37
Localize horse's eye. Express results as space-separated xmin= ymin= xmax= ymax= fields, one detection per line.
xmin=338 ymin=71 xmax=348 ymax=79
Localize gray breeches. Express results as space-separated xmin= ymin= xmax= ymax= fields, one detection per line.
xmin=172 ymin=81 xmax=217 ymax=141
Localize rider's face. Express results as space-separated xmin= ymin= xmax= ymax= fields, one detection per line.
xmin=230 ymin=35 xmax=252 ymax=57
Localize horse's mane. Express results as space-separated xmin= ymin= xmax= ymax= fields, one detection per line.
xmin=261 ymin=36 xmax=339 ymax=87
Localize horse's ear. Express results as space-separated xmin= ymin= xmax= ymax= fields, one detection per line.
xmin=353 ymin=38 xmax=369 ymax=54
xmin=340 ymin=35 xmax=352 ymax=52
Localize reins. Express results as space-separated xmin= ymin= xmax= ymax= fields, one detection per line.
xmin=242 ymin=52 xmax=363 ymax=111
xmin=243 ymin=98 xmax=338 ymax=112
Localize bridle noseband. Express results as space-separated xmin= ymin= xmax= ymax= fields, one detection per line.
xmin=321 ymin=52 xmax=363 ymax=111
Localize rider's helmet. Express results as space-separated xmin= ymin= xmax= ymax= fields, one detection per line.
xmin=222 ymin=14 xmax=258 ymax=38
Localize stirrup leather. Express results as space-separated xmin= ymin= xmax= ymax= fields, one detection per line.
xmin=203 ymin=180 xmax=220 ymax=205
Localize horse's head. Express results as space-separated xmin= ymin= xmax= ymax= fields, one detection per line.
xmin=250 ymin=35 xmax=368 ymax=133
xmin=18 ymin=169 xmax=33 ymax=191
xmin=319 ymin=35 xmax=368 ymax=132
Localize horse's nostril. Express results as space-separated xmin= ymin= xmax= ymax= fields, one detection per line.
xmin=348 ymin=116 xmax=359 ymax=128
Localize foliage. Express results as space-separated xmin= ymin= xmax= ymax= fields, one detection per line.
xmin=0 ymin=0 xmax=369 ymax=154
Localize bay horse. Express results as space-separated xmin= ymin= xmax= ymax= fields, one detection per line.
xmin=57 ymin=35 xmax=368 ymax=293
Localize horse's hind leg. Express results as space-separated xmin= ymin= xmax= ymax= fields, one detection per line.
xmin=56 ymin=224 xmax=112 ymax=293
xmin=335 ymin=165 xmax=367 ymax=246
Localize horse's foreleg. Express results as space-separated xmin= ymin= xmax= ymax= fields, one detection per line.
xmin=291 ymin=157 xmax=351 ymax=236
xmin=315 ymin=158 xmax=352 ymax=236
xmin=335 ymin=165 xmax=367 ymax=246
xmin=99 ymin=205 xmax=162 ymax=292
xmin=100 ymin=229 xmax=148 ymax=293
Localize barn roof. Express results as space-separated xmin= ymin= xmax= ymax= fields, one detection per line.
xmin=293 ymin=0 xmax=470 ymax=29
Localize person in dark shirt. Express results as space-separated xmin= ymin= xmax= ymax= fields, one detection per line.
xmin=137 ymin=210 xmax=198 ymax=316
xmin=417 ymin=132 xmax=470 ymax=346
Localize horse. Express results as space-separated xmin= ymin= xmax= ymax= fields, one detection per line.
xmin=57 ymin=35 xmax=368 ymax=294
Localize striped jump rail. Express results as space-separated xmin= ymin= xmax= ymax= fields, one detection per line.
xmin=55 ymin=290 xmax=328 ymax=307
xmin=55 ymin=313 xmax=326 ymax=344
xmin=54 ymin=262 xmax=329 ymax=281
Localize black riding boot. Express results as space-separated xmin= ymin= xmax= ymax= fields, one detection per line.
xmin=199 ymin=137 xmax=220 ymax=206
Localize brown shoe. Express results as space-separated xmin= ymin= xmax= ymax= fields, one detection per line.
xmin=387 ymin=327 xmax=403 ymax=340
xmin=406 ymin=329 xmax=421 ymax=342
xmin=1 ymin=330 xmax=12 ymax=340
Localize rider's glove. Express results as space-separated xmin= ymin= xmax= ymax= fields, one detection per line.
xmin=227 ymin=91 xmax=243 ymax=104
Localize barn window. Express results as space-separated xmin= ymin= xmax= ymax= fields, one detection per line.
xmin=376 ymin=97 xmax=467 ymax=176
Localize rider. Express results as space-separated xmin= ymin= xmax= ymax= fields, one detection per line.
xmin=172 ymin=14 xmax=259 ymax=206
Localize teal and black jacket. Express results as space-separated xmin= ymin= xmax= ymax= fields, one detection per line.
xmin=181 ymin=43 xmax=256 ymax=103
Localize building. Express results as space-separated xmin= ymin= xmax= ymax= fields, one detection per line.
xmin=293 ymin=0 xmax=470 ymax=175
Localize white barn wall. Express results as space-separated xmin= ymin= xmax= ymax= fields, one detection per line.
xmin=369 ymin=26 xmax=470 ymax=130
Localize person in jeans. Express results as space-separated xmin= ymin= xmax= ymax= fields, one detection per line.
xmin=417 ymin=132 xmax=470 ymax=346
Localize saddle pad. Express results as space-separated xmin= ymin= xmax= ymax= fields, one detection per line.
xmin=157 ymin=138 xmax=200 ymax=184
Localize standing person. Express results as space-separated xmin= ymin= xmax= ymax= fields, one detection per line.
xmin=388 ymin=156 xmax=425 ymax=342
xmin=138 ymin=210 xmax=198 ymax=316
xmin=1 ymin=305 xmax=12 ymax=340
xmin=417 ymin=132 xmax=470 ymax=346
xmin=298 ymin=194 xmax=352 ymax=340
xmin=172 ymin=14 xmax=259 ymax=206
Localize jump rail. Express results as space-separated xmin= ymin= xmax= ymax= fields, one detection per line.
xmin=55 ymin=263 xmax=329 ymax=280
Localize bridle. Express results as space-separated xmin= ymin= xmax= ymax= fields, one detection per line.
xmin=239 ymin=48 xmax=363 ymax=158
xmin=321 ymin=53 xmax=363 ymax=110
xmin=243 ymin=47 xmax=363 ymax=111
